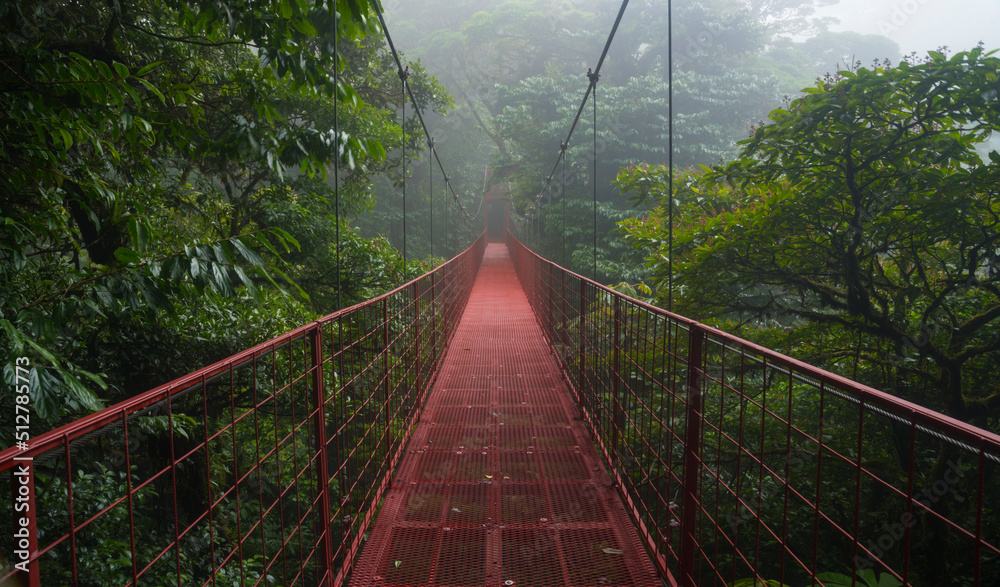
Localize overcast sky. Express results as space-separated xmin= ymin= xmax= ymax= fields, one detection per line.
xmin=817 ymin=0 xmax=1000 ymax=56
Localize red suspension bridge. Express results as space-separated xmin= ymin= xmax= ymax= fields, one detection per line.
xmin=2 ymin=231 xmax=999 ymax=586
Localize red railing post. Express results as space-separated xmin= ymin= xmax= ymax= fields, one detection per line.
xmin=430 ymin=272 xmax=438 ymax=388
xmin=543 ymin=263 xmax=550 ymax=334
xmin=679 ymin=324 xmax=706 ymax=586
xmin=547 ymin=266 xmax=556 ymax=340
xmin=309 ymin=324 xmax=335 ymax=585
xmin=579 ymin=278 xmax=587 ymax=412
xmin=383 ymin=297 xmax=392 ymax=461
xmin=611 ymin=296 xmax=621 ymax=457
xmin=413 ymin=282 xmax=421 ymax=403
xmin=544 ymin=263 xmax=551 ymax=332
xmin=560 ymin=269 xmax=567 ymax=354
xmin=11 ymin=458 xmax=40 ymax=587
xmin=533 ymin=256 xmax=539 ymax=311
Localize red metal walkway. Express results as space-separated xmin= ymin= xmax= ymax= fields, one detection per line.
xmin=349 ymin=243 xmax=661 ymax=586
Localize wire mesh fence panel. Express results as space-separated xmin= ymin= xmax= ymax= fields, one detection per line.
xmin=1 ymin=234 xmax=486 ymax=587
xmin=507 ymin=231 xmax=1000 ymax=587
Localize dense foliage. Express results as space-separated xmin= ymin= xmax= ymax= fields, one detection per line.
xmin=1 ymin=0 xmax=451 ymax=431
xmin=619 ymin=48 xmax=1000 ymax=432
xmin=1 ymin=1 xmax=463 ymax=583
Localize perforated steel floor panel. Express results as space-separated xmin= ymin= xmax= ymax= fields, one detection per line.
xmin=348 ymin=243 xmax=661 ymax=587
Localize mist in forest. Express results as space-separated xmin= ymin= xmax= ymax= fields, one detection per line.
xmin=817 ymin=0 xmax=1000 ymax=54
xmin=360 ymin=0 xmax=999 ymax=272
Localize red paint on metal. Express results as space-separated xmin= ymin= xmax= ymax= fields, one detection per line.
xmin=1 ymin=235 xmax=486 ymax=587
xmin=680 ymin=325 xmax=705 ymax=585
xmin=506 ymin=231 xmax=1000 ymax=587
xmin=7 ymin=228 xmax=1000 ymax=586
xmin=348 ymin=243 xmax=661 ymax=587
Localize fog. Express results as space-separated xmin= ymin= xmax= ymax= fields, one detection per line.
xmin=364 ymin=0 xmax=1000 ymax=268
xmin=818 ymin=0 xmax=1000 ymax=54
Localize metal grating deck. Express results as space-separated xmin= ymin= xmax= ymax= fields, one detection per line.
xmin=348 ymin=243 xmax=661 ymax=587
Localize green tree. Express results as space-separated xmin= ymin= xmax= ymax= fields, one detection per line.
xmin=0 ymin=0 xmax=439 ymax=426
xmin=740 ymin=0 xmax=836 ymax=37
xmin=620 ymin=48 xmax=1000 ymax=432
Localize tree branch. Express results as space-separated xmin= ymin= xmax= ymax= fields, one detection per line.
xmin=123 ymin=23 xmax=254 ymax=48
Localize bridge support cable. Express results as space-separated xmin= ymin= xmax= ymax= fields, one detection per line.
xmin=444 ymin=172 xmax=449 ymax=256
xmin=545 ymin=0 xmax=630 ymax=187
xmin=520 ymin=0 xmax=630 ymax=278
xmin=429 ymin=138 xmax=435 ymax=257
xmin=368 ymin=0 xmax=484 ymax=227
xmin=334 ymin=12 xmax=341 ymax=309
xmin=560 ymin=140 xmax=567 ymax=265
xmin=587 ymin=68 xmax=600 ymax=281
xmin=667 ymin=0 xmax=674 ymax=312
xmin=400 ymin=65 xmax=409 ymax=263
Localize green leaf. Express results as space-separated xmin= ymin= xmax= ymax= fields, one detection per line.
xmin=135 ymin=61 xmax=163 ymax=76
xmin=128 ymin=218 xmax=151 ymax=253
xmin=77 ymin=369 xmax=109 ymax=391
xmin=60 ymin=372 xmax=103 ymax=411
xmin=231 ymin=237 xmax=266 ymax=265
xmin=212 ymin=263 xmax=236 ymax=297
xmin=292 ymin=16 xmax=317 ymax=36
xmin=270 ymin=227 xmax=301 ymax=252
xmin=25 ymin=339 xmax=60 ymax=365
xmin=135 ymin=276 xmax=174 ymax=313
xmin=94 ymin=59 xmax=113 ymax=80
xmin=0 ymin=319 xmax=25 ymax=353
xmin=271 ymin=265 xmax=308 ymax=300
xmin=107 ymin=83 xmax=124 ymax=108
xmin=165 ymin=256 xmax=186 ymax=281
xmin=212 ymin=242 xmax=231 ymax=264
xmin=138 ymin=78 xmax=165 ymax=103
xmin=232 ymin=266 xmax=261 ymax=301
xmin=114 ymin=247 xmax=141 ymax=265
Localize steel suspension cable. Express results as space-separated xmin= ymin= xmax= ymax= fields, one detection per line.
xmin=372 ymin=0 xmax=632 ymax=241
xmin=590 ymin=70 xmax=599 ymax=281
xmin=419 ymin=103 xmax=480 ymax=223
xmin=560 ymin=140 xmax=567 ymax=265
xmin=401 ymin=65 xmax=408 ymax=264
xmin=445 ymin=175 xmax=451 ymax=254
xmin=529 ymin=0 xmax=631 ymax=206
xmin=368 ymin=0 xmax=483 ymax=229
xmin=334 ymin=10 xmax=341 ymax=309
xmin=667 ymin=0 xmax=674 ymax=312
xmin=429 ymin=138 xmax=434 ymax=257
